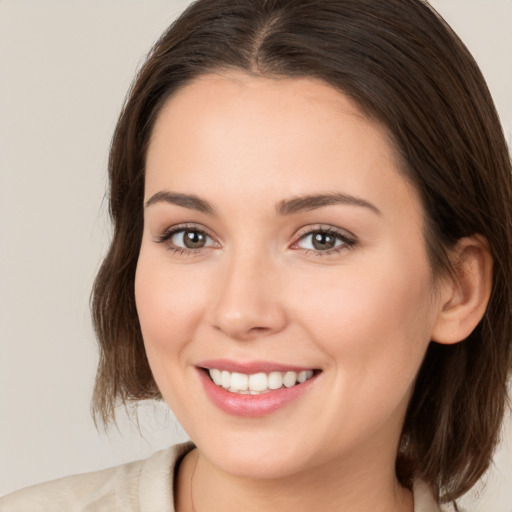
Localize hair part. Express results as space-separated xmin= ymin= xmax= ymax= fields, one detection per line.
xmin=91 ymin=0 xmax=512 ymax=504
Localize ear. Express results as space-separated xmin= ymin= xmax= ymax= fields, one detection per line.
xmin=431 ymin=235 xmax=493 ymax=345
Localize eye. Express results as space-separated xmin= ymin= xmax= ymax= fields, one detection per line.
xmin=172 ymin=229 xmax=213 ymax=249
xmin=294 ymin=227 xmax=356 ymax=253
xmin=155 ymin=226 xmax=217 ymax=252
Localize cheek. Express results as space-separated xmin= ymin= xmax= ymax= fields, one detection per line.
xmin=134 ymin=247 xmax=208 ymax=386
xmin=136 ymin=249 xmax=205 ymax=331
xmin=293 ymin=261 xmax=433 ymax=341
xmin=288 ymin=254 xmax=436 ymax=401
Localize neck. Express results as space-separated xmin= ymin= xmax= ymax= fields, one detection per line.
xmin=175 ymin=445 xmax=413 ymax=512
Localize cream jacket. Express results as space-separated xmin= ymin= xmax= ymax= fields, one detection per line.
xmin=0 ymin=442 xmax=446 ymax=511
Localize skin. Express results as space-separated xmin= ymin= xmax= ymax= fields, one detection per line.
xmin=135 ymin=71 xmax=486 ymax=511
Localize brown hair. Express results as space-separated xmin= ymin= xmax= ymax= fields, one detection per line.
xmin=91 ymin=0 xmax=512 ymax=504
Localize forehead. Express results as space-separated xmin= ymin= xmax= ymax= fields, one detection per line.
xmin=150 ymin=72 xmax=378 ymax=151
xmin=145 ymin=71 xmax=420 ymax=222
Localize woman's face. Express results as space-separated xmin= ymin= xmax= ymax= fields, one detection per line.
xmin=135 ymin=72 xmax=444 ymax=479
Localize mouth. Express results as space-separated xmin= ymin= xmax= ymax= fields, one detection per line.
xmin=196 ymin=361 xmax=321 ymax=417
xmin=207 ymin=368 xmax=316 ymax=395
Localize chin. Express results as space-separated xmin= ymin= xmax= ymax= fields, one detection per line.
xmin=188 ymin=424 xmax=329 ymax=480
xmin=204 ymin=443 xmax=311 ymax=479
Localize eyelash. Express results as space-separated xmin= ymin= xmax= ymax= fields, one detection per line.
xmin=292 ymin=225 xmax=357 ymax=255
xmin=154 ymin=224 xmax=216 ymax=255
xmin=154 ymin=224 xmax=357 ymax=256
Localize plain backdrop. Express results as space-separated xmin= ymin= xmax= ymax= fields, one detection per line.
xmin=1 ymin=1 xmax=511 ymax=509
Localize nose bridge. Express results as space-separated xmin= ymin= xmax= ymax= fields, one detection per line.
xmin=210 ymin=243 xmax=286 ymax=340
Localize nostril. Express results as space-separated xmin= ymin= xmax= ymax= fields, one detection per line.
xmin=249 ymin=326 xmax=270 ymax=333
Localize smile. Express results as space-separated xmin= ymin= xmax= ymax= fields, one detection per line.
xmin=197 ymin=362 xmax=320 ymax=417
xmin=208 ymin=369 xmax=315 ymax=394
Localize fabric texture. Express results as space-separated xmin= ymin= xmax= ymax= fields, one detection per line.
xmin=0 ymin=442 xmax=446 ymax=511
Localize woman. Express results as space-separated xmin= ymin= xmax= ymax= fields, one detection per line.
xmin=2 ymin=0 xmax=511 ymax=510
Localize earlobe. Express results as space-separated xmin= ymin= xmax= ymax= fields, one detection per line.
xmin=431 ymin=235 xmax=493 ymax=345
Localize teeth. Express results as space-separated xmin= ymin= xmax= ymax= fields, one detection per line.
xmin=230 ymin=372 xmax=248 ymax=392
xmin=221 ymin=371 xmax=231 ymax=389
xmin=297 ymin=370 xmax=309 ymax=383
xmin=249 ymin=372 xmax=267 ymax=391
xmin=268 ymin=372 xmax=283 ymax=390
xmin=210 ymin=368 xmax=222 ymax=385
xmin=208 ymin=369 xmax=314 ymax=394
xmin=283 ymin=371 xmax=297 ymax=388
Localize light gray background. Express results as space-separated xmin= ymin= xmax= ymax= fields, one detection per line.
xmin=1 ymin=1 xmax=511 ymax=509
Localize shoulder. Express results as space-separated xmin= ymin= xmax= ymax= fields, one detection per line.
xmin=0 ymin=442 xmax=194 ymax=512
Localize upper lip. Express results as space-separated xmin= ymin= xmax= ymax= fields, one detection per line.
xmin=197 ymin=359 xmax=318 ymax=374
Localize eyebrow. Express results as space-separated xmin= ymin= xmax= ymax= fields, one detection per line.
xmin=145 ymin=191 xmax=215 ymax=214
xmin=145 ymin=190 xmax=381 ymax=216
xmin=276 ymin=193 xmax=381 ymax=216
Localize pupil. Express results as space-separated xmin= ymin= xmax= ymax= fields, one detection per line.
xmin=312 ymin=231 xmax=335 ymax=250
xmin=184 ymin=230 xmax=205 ymax=248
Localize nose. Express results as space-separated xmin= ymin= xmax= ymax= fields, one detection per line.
xmin=209 ymin=251 xmax=287 ymax=341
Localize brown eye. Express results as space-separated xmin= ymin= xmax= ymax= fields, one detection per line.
xmin=168 ymin=228 xmax=215 ymax=250
xmin=311 ymin=231 xmax=337 ymax=250
xmin=295 ymin=228 xmax=355 ymax=254
xmin=182 ymin=230 xmax=207 ymax=248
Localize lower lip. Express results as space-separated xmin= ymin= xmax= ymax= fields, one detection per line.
xmin=197 ymin=369 xmax=318 ymax=417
